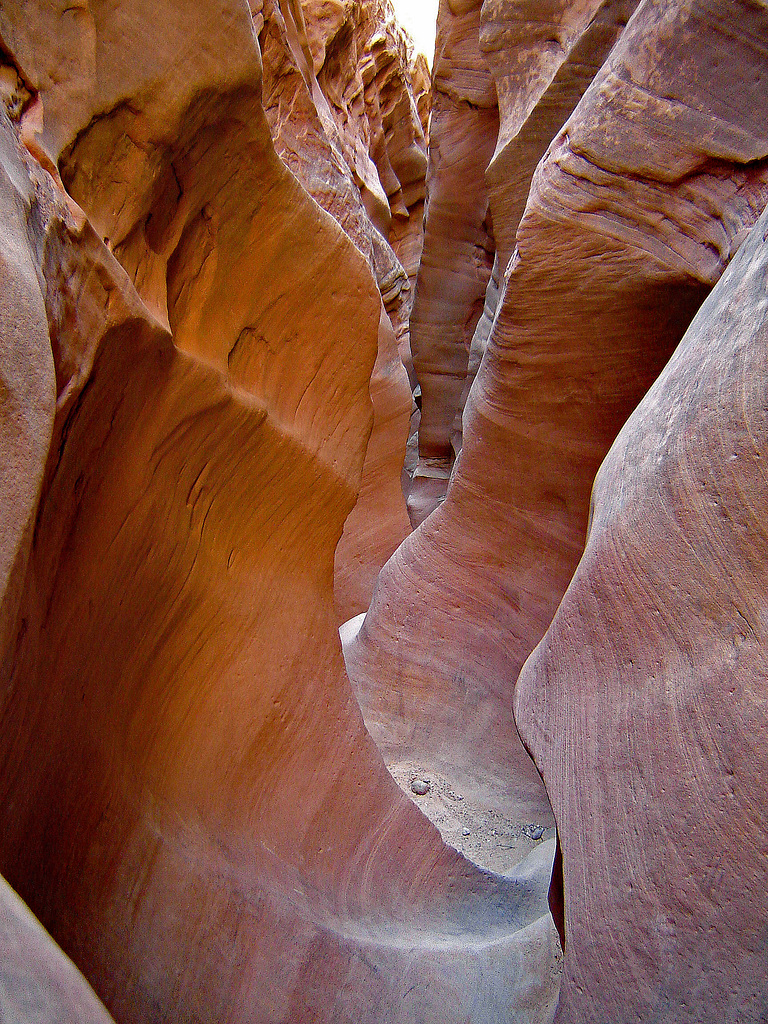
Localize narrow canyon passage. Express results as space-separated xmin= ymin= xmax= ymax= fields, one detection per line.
xmin=0 ymin=0 xmax=766 ymax=1022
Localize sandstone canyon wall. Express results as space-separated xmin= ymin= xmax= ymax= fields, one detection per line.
xmin=348 ymin=0 xmax=768 ymax=815
xmin=1 ymin=0 xmax=768 ymax=1021
xmin=516 ymin=189 xmax=768 ymax=1024
xmin=348 ymin=0 xmax=768 ymax=1018
xmin=242 ymin=0 xmax=428 ymax=621
xmin=0 ymin=1 xmax=560 ymax=1022
xmin=406 ymin=0 xmax=498 ymax=524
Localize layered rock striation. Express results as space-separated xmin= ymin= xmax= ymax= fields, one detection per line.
xmin=258 ymin=0 xmax=427 ymax=620
xmin=2 ymin=0 xmax=768 ymax=1021
xmin=516 ymin=197 xmax=768 ymax=1024
xmin=346 ymin=0 xmax=768 ymax=945
xmin=0 ymin=1 xmax=560 ymax=1021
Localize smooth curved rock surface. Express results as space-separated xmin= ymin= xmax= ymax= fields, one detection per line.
xmin=335 ymin=304 xmax=413 ymax=621
xmin=258 ymin=0 xmax=416 ymax=621
xmin=516 ymin=195 xmax=768 ymax=1024
xmin=407 ymin=0 xmax=498 ymax=524
xmin=0 ymin=874 xmax=116 ymax=1024
xmin=453 ymin=0 xmax=638 ymax=456
xmin=346 ymin=0 xmax=768 ymax=872
xmin=0 ymin=4 xmax=560 ymax=1021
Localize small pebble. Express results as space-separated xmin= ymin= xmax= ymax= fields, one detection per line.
xmin=411 ymin=778 xmax=430 ymax=796
xmin=461 ymin=827 xmax=471 ymax=837
xmin=529 ymin=825 xmax=544 ymax=841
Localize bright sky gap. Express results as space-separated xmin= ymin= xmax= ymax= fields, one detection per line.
xmin=390 ymin=0 xmax=439 ymax=66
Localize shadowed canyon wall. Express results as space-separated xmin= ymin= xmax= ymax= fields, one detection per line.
xmin=0 ymin=1 xmax=559 ymax=1021
xmin=349 ymin=0 xmax=768 ymax=1018
xmin=1 ymin=0 xmax=767 ymax=1020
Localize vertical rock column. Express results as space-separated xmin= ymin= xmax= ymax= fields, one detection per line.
xmin=258 ymin=0 xmax=420 ymax=621
xmin=346 ymin=0 xmax=768 ymax=851
xmin=453 ymin=0 xmax=638 ymax=456
xmin=407 ymin=0 xmax=498 ymax=525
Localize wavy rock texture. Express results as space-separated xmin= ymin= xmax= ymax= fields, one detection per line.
xmin=516 ymin=198 xmax=768 ymax=1024
xmin=453 ymin=0 xmax=638 ymax=454
xmin=0 ymin=84 xmax=54 ymax=667
xmin=258 ymin=0 xmax=424 ymax=620
xmin=346 ymin=0 xmax=768 ymax=878
xmin=0 ymin=875 xmax=116 ymax=1024
xmin=407 ymin=0 xmax=498 ymax=524
xmin=0 ymin=3 xmax=560 ymax=1022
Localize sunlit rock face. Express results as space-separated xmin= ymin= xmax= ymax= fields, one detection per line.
xmin=0 ymin=1 xmax=560 ymax=1022
xmin=516 ymin=197 xmax=768 ymax=1024
xmin=256 ymin=0 xmax=432 ymax=622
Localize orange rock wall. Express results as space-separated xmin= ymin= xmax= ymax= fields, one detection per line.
xmin=0 ymin=2 xmax=559 ymax=1022
xmin=406 ymin=0 xmax=498 ymax=523
xmin=3 ymin=0 xmax=768 ymax=1021
xmin=258 ymin=0 xmax=425 ymax=620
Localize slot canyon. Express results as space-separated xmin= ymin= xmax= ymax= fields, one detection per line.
xmin=0 ymin=0 xmax=766 ymax=1021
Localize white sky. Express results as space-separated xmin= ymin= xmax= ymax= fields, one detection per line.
xmin=390 ymin=0 xmax=439 ymax=66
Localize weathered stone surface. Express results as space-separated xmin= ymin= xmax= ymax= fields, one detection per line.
xmin=6 ymin=0 xmax=767 ymax=1019
xmin=0 ymin=101 xmax=54 ymax=665
xmin=335 ymin=304 xmax=414 ymax=621
xmin=452 ymin=0 xmax=637 ymax=456
xmin=259 ymin=0 xmax=421 ymax=619
xmin=346 ymin=0 xmax=768 ymax=881
xmin=516 ymin=198 xmax=768 ymax=1024
xmin=0 ymin=873 xmax=116 ymax=1024
xmin=0 ymin=3 xmax=559 ymax=1022
xmin=407 ymin=0 xmax=498 ymax=524
xmin=481 ymin=0 xmax=637 ymax=269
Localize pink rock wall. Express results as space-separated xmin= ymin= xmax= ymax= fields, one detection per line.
xmin=347 ymin=2 xmax=768 ymax=1005
xmin=0 ymin=1 xmax=559 ymax=1021
xmin=452 ymin=0 xmax=637 ymax=456
xmin=516 ymin=195 xmax=768 ymax=1024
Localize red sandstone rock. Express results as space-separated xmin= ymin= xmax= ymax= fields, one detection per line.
xmin=335 ymin=305 xmax=414 ymax=621
xmin=407 ymin=0 xmax=498 ymax=524
xmin=346 ymin=0 xmax=768 ymax=881
xmin=0 ymin=4 xmax=559 ymax=1021
xmin=259 ymin=0 xmax=420 ymax=620
xmin=516 ymin=198 xmax=768 ymax=1024
xmin=0 ymin=874 xmax=116 ymax=1024
xmin=452 ymin=0 xmax=637 ymax=456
